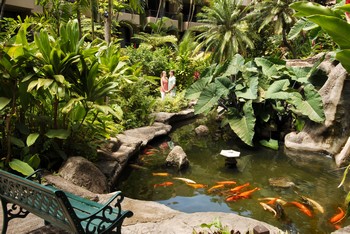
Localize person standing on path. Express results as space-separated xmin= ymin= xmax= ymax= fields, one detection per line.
xmin=167 ymin=70 xmax=176 ymax=97
xmin=160 ymin=71 xmax=168 ymax=100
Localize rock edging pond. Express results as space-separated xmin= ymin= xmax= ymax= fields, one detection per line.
xmin=30 ymin=108 xmax=283 ymax=234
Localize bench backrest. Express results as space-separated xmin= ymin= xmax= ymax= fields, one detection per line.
xmin=0 ymin=170 xmax=80 ymax=232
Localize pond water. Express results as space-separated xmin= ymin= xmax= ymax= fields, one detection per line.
xmin=116 ymin=121 xmax=349 ymax=233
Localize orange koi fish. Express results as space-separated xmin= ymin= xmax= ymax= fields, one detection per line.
xmin=208 ymin=184 xmax=225 ymax=193
xmin=216 ymin=181 xmax=236 ymax=185
xmin=225 ymin=195 xmax=242 ymax=202
xmin=266 ymin=198 xmax=278 ymax=205
xmin=229 ymin=182 xmax=250 ymax=193
xmin=153 ymin=181 xmax=173 ymax=188
xmin=152 ymin=172 xmax=170 ymax=177
xmin=237 ymin=187 xmax=260 ymax=198
xmin=186 ymin=183 xmax=207 ymax=189
xmin=289 ymin=201 xmax=313 ymax=217
xmin=145 ymin=151 xmax=156 ymax=155
xmin=330 ymin=207 xmax=345 ymax=224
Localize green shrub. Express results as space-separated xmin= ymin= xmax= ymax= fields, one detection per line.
xmin=154 ymin=91 xmax=188 ymax=113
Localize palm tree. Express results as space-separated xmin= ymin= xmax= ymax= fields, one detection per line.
xmin=249 ymin=0 xmax=297 ymax=58
xmin=192 ymin=0 xmax=255 ymax=63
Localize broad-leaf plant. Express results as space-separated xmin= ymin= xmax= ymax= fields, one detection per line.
xmin=186 ymin=54 xmax=325 ymax=148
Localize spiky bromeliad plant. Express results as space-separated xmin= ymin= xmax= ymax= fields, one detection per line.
xmin=185 ymin=54 xmax=325 ymax=149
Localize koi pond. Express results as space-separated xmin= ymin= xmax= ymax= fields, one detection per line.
xmin=117 ymin=120 xmax=349 ymax=233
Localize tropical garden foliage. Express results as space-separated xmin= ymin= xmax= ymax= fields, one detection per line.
xmin=1 ymin=0 xmax=346 ymax=175
xmin=185 ymin=54 xmax=325 ymax=148
xmin=0 ymin=19 xmax=143 ymax=174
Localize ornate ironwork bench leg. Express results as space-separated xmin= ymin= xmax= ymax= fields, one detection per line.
xmin=1 ymin=198 xmax=30 ymax=234
xmin=1 ymin=198 xmax=9 ymax=234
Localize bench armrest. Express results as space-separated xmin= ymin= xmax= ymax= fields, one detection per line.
xmin=78 ymin=191 xmax=132 ymax=233
xmin=80 ymin=191 xmax=124 ymax=219
xmin=25 ymin=169 xmax=43 ymax=183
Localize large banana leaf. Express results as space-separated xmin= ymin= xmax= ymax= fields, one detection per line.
xmin=227 ymin=101 xmax=256 ymax=146
xmin=185 ymin=76 xmax=212 ymax=100
xmin=195 ymin=83 xmax=226 ymax=115
xmin=266 ymin=79 xmax=291 ymax=100
xmin=222 ymin=54 xmax=245 ymax=77
xmin=290 ymin=2 xmax=338 ymax=17
xmin=255 ymin=57 xmax=279 ymax=77
xmin=214 ymin=77 xmax=232 ymax=95
xmin=236 ymin=77 xmax=258 ymax=100
xmin=307 ymin=15 xmax=350 ymax=49
xmin=336 ymin=50 xmax=350 ymax=73
xmin=289 ymin=85 xmax=325 ymax=123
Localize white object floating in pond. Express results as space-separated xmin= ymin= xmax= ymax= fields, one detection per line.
xmin=220 ymin=150 xmax=240 ymax=158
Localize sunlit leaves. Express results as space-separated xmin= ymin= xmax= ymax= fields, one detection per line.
xmin=26 ymin=133 xmax=40 ymax=147
xmin=265 ymin=79 xmax=291 ymax=100
xmin=45 ymin=129 xmax=71 ymax=139
xmin=185 ymin=76 xmax=212 ymax=100
xmin=0 ymin=97 xmax=11 ymax=110
xmin=188 ymin=53 xmax=325 ymax=148
xmin=227 ymin=101 xmax=256 ymax=146
xmin=9 ymin=159 xmax=34 ymax=176
xmin=260 ymin=138 xmax=279 ymax=150
xmin=289 ymin=85 xmax=325 ymax=123
xmin=236 ymin=77 xmax=258 ymax=100
xmin=291 ymin=1 xmax=350 ymax=73
xmin=195 ymin=83 xmax=224 ymax=115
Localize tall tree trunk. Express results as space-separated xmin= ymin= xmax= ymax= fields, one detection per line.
xmin=91 ymin=0 xmax=95 ymax=40
xmin=0 ymin=0 xmax=7 ymax=29
xmin=188 ymin=0 xmax=195 ymax=28
xmin=156 ymin=0 xmax=163 ymax=20
xmin=104 ymin=0 xmax=112 ymax=43
xmin=77 ymin=0 xmax=82 ymax=38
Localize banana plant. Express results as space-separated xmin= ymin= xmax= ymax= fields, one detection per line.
xmin=186 ymin=54 xmax=325 ymax=148
xmin=290 ymin=1 xmax=350 ymax=72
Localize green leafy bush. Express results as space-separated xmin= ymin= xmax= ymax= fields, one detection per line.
xmin=154 ymin=91 xmax=189 ymax=113
xmin=186 ymin=54 xmax=325 ymax=148
xmin=115 ymin=79 xmax=156 ymax=130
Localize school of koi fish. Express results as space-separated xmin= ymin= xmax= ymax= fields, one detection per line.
xmin=140 ymin=144 xmax=348 ymax=231
xmin=152 ymin=173 xmax=347 ymax=230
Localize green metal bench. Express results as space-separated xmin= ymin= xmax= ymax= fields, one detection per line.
xmin=0 ymin=169 xmax=133 ymax=234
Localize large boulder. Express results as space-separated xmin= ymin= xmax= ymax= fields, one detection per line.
xmin=59 ymin=156 xmax=108 ymax=193
xmin=165 ymin=146 xmax=189 ymax=170
xmin=284 ymin=54 xmax=350 ymax=166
